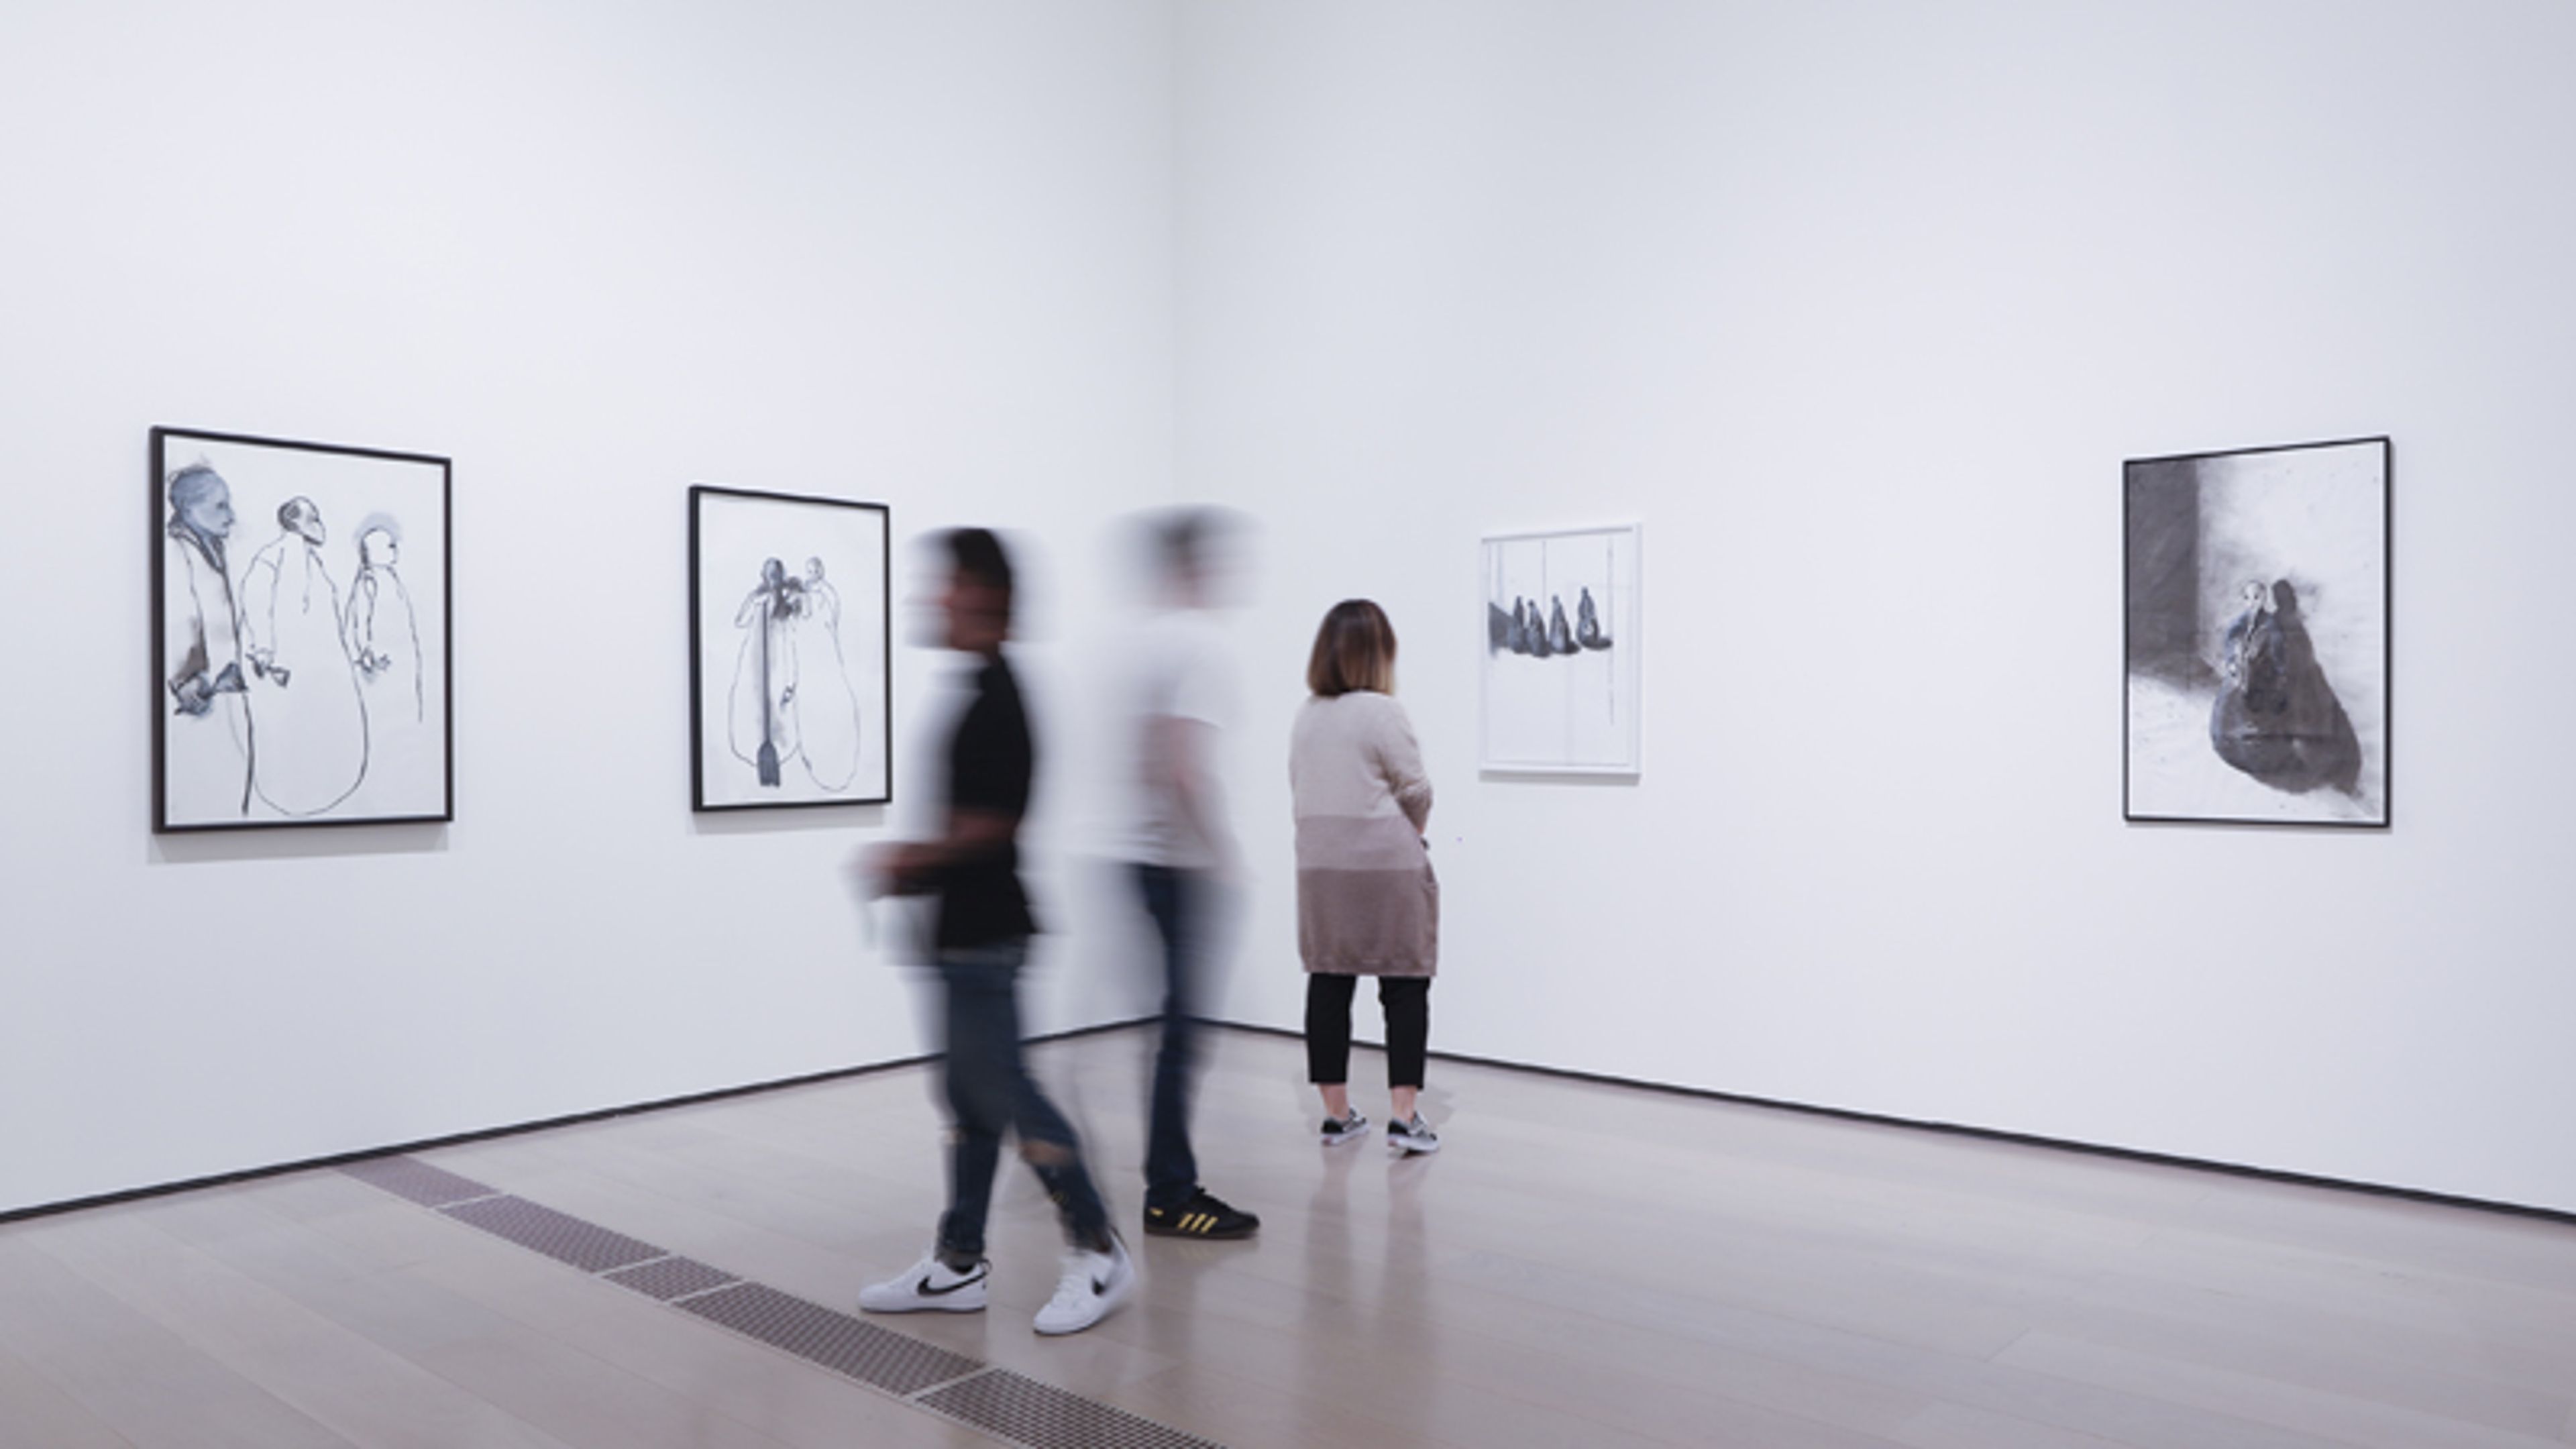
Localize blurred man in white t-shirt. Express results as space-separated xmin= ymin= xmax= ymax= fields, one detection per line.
xmin=1128 ymin=509 xmax=1260 ymax=1240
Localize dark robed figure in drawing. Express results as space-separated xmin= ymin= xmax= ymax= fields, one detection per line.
xmin=2210 ymin=578 xmax=2362 ymax=796
xmin=164 ymin=466 xmax=256 ymax=814
xmin=731 ymin=557 xmax=805 ymax=788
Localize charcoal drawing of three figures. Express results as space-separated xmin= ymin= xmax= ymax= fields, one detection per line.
xmin=164 ymin=464 xmax=424 ymax=819
xmin=729 ymin=557 xmax=866 ymax=792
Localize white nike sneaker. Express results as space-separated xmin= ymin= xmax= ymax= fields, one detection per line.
xmin=858 ymin=1252 xmax=989 ymax=1313
xmin=1032 ymin=1236 xmax=1134 ymax=1336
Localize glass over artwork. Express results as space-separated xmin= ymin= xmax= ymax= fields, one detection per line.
xmin=689 ymin=485 xmax=892 ymax=810
xmin=1480 ymin=523 xmax=1641 ymax=775
xmin=152 ymin=427 xmax=453 ymax=832
xmin=2123 ymin=437 xmax=2390 ymax=826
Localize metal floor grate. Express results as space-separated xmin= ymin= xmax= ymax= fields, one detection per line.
xmin=602 ymin=1255 xmax=737 ymax=1301
xmin=338 ymin=1152 xmax=1228 ymax=1446
xmin=676 ymin=1281 xmax=984 ymax=1397
xmin=441 ymin=1195 xmax=665 ymax=1273
xmin=920 ymin=1370 xmax=1224 ymax=1449
xmin=335 ymin=1156 xmax=495 ymax=1208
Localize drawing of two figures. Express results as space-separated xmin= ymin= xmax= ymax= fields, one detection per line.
xmin=164 ymin=466 xmax=423 ymax=820
xmin=729 ymin=557 xmax=865 ymax=792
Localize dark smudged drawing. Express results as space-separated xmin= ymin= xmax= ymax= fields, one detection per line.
xmin=1485 ymin=587 xmax=1614 ymax=658
xmin=2210 ymin=578 xmax=2361 ymax=796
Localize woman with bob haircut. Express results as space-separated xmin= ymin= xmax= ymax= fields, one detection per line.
xmin=1289 ymin=599 xmax=1441 ymax=1154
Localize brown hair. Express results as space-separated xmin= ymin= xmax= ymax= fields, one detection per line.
xmin=1306 ymin=599 xmax=1397 ymax=696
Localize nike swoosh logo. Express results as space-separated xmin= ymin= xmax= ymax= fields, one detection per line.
xmin=917 ymin=1273 xmax=984 ymax=1297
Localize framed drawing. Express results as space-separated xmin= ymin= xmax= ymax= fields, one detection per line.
xmin=152 ymin=427 xmax=453 ymax=832
xmin=1481 ymin=523 xmax=1641 ymax=775
xmin=2124 ymin=437 xmax=2390 ymax=826
xmin=689 ymin=485 xmax=891 ymax=810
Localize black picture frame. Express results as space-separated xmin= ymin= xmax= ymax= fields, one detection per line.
xmin=152 ymin=426 xmax=455 ymax=833
xmin=688 ymin=485 xmax=893 ymax=811
xmin=2123 ymin=435 xmax=2391 ymax=828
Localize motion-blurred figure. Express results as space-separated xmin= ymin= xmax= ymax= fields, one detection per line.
xmin=857 ymin=528 xmax=1134 ymax=1336
xmin=1123 ymin=510 xmax=1260 ymax=1240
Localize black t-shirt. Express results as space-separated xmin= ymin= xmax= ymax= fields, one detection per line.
xmin=935 ymin=653 xmax=1037 ymax=949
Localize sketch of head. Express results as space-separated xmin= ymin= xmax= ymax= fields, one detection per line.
xmin=804 ymin=557 xmax=826 ymax=584
xmin=2268 ymin=579 xmax=2302 ymax=619
xmin=167 ymin=465 xmax=235 ymax=538
xmin=280 ymin=497 xmax=325 ymax=545
xmin=2239 ymin=580 xmax=2271 ymax=614
xmin=358 ymin=526 xmax=399 ymax=569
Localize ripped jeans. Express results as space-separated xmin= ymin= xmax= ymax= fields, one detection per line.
xmin=934 ymin=944 xmax=1110 ymax=1258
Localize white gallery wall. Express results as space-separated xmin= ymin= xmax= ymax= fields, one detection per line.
xmin=0 ymin=0 xmax=1179 ymax=1215
xmin=1179 ymin=2 xmax=2576 ymax=1212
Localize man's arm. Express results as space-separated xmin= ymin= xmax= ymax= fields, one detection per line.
xmin=1148 ymin=714 xmax=1235 ymax=874
xmin=867 ymin=807 xmax=1016 ymax=896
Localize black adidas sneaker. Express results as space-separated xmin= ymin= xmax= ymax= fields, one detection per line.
xmin=1143 ymin=1189 xmax=1260 ymax=1240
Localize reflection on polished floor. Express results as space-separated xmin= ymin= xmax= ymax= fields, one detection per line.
xmin=5 ymin=1024 xmax=2575 ymax=1448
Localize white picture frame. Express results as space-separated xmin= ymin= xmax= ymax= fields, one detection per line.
xmin=1480 ymin=523 xmax=1642 ymax=775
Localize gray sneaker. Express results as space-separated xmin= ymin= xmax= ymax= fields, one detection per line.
xmin=1386 ymin=1113 xmax=1441 ymax=1155
xmin=1319 ymin=1110 xmax=1371 ymax=1146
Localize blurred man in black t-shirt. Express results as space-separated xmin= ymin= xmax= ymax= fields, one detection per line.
xmin=857 ymin=528 xmax=1133 ymax=1336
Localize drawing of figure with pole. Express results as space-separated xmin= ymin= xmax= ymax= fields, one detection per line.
xmin=729 ymin=557 xmax=805 ymax=787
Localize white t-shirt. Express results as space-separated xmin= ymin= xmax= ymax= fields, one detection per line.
xmin=1123 ymin=608 xmax=1235 ymax=869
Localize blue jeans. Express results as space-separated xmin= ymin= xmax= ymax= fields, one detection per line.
xmin=1136 ymin=865 xmax=1204 ymax=1213
xmin=934 ymin=945 xmax=1110 ymax=1258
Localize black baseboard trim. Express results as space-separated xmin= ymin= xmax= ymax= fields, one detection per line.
xmin=18 ymin=1014 xmax=2566 ymax=1232
xmin=1210 ymin=1019 xmax=2576 ymax=1229
xmin=0 ymin=1016 xmax=1157 ymax=1227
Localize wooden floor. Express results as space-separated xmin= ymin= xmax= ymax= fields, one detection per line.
xmin=5 ymin=1025 xmax=2575 ymax=1449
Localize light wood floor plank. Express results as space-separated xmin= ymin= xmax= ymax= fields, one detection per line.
xmin=21 ymin=1208 xmax=580 ymax=1449
xmin=0 ymin=1340 xmax=139 ymax=1449
xmin=1996 ymin=1330 xmax=2568 ymax=1449
xmin=140 ymin=1187 xmax=810 ymax=1449
xmin=0 ymin=1232 xmax=352 ymax=1449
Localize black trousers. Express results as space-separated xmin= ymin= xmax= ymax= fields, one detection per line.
xmin=1305 ymin=973 xmax=1430 ymax=1090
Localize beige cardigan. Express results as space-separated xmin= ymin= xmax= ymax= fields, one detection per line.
xmin=1290 ymin=691 xmax=1437 ymax=976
